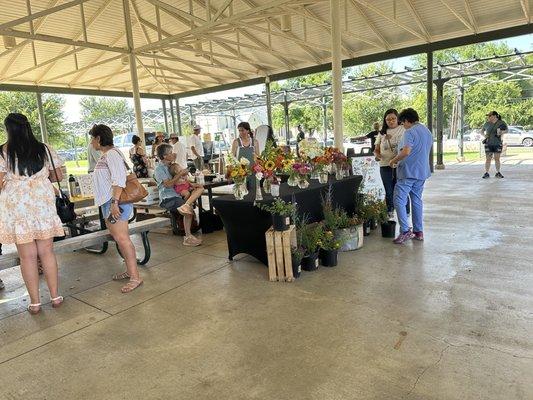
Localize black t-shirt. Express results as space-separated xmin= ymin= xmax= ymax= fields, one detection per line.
xmin=365 ymin=130 xmax=379 ymax=151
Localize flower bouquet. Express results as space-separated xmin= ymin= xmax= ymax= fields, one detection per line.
xmin=226 ymin=154 xmax=252 ymax=199
xmin=325 ymin=147 xmax=349 ymax=179
xmin=292 ymin=160 xmax=313 ymax=189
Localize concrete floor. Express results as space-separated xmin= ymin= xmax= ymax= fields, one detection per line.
xmin=0 ymin=162 xmax=532 ymax=400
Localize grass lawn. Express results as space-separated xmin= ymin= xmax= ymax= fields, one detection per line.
xmin=65 ymin=160 xmax=88 ymax=176
xmin=443 ymin=151 xmax=480 ymax=162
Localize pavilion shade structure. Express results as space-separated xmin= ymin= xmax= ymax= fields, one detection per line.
xmin=0 ymin=0 xmax=530 ymax=96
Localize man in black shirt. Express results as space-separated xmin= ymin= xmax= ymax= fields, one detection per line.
xmin=353 ymin=122 xmax=380 ymax=151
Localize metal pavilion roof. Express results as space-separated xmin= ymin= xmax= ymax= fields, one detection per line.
xmin=0 ymin=0 xmax=530 ymax=97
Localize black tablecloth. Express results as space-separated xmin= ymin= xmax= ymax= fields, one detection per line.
xmin=212 ymin=175 xmax=362 ymax=265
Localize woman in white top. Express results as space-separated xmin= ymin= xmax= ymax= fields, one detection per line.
xmin=374 ymin=109 xmax=407 ymax=217
xmin=90 ymin=124 xmax=142 ymax=293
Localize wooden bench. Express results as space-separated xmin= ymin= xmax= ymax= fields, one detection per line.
xmin=0 ymin=217 xmax=169 ymax=272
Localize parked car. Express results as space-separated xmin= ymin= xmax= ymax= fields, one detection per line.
xmin=503 ymin=126 xmax=533 ymax=147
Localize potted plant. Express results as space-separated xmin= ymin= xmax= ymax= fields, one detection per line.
xmin=257 ymin=198 xmax=296 ymax=231
xmin=375 ymin=200 xmax=397 ymax=238
xmin=298 ymin=223 xmax=323 ymax=271
xmin=322 ymin=190 xmax=363 ymax=250
xmin=318 ymin=229 xmax=342 ymax=267
xmin=291 ymin=246 xmax=304 ymax=278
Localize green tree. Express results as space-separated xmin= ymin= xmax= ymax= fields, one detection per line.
xmin=0 ymin=92 xmax=66 ymax=146
xmin=80 ymin=96 xmax=132 ymax=122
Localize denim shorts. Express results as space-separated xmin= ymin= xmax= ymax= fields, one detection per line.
xmin=101 ymin=198 xmax=133 ymax=222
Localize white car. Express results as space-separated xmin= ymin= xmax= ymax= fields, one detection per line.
xmin=503 ymin=126 xmax=533 ymax=147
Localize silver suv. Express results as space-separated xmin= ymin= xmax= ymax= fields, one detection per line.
xmin=503 ymin=126 xmax=533 ymax=147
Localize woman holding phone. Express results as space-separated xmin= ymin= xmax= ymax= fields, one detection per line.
xmin=90 ymin=124 xmax=143 ymax=293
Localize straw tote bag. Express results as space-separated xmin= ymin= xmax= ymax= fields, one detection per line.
xmin=112 ymin=149 xmax=148 ymax=204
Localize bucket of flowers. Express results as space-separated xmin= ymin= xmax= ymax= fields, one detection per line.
xmin=225 ymin=154 xmax=251 ymax=200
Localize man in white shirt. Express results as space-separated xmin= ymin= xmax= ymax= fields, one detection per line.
xmin=170 ymin=133 xmax=188 ymax=170
xmin=189 ymin=125 xmax=204 ymax=171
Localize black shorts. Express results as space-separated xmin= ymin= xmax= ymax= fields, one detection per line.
xmin=485 ymin=144 xmax=502 ymax=154
xmin=160 ymin=196 xmax=185 ymax=212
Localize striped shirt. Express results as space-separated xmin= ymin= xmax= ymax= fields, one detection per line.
xmin=92 ymin=148 xmax=127 ymax=206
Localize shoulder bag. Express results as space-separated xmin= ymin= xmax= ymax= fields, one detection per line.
xmin=111 ymin=149 xmax=148 ymax=204
xmin=46 ymin=145 xmax=77 ymax=223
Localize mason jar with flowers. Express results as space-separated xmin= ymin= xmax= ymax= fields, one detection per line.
xmin=292 ymin=160 xmax=313 ymax=189
xmin=225 ymin=155 xmax=251 ymax=200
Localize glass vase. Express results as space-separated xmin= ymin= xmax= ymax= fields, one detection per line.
xmin=263 ymin=179 xmax=272 ymax=194
xmin=335 ymin=165 xmax=344 ymax=180
xmin=318 ymin=171 xmax=329 ymax=184
xmin=233 ymin=182 xmax=248 ymax=200
xmin=287 ymin=174 xmax=298 ymax=187
xmin=298 ymin=177 xmax=309 ymax=189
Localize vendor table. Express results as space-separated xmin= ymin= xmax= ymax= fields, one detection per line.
xmin=212 ymin=175 xmax=362 ymax=265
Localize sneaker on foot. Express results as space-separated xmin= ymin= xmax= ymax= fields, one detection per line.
xmin=495 ymin=172 xmax=504 ymax=178
xmin=413 ymin=231 xmax=424 ymax=241
xmin=482 ymin=172 xmax=490 ymax=179
xmin=393 ymin=230 xmax=414 ymax=244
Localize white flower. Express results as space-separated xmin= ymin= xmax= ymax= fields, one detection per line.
xmin=256 ymin=172 xmax=263 ymax=180
xmin=240 ymin=157 xmax=250 ymax=165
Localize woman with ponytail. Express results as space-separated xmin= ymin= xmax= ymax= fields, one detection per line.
xmin=0 ymin=113 xmax=65 ymax=314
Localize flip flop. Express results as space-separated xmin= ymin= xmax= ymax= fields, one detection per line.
xmin=112 ymin=271 xmax=130 ymax=281
xmin=51 ymin=296 xmax=64 ymax=308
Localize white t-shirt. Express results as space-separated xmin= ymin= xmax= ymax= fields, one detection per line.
xmin=375 ymin=125 xmax=405 ymax=166
xmin=188 ymin=134 xmax=204 ymax=159
xmin=172 ymin=141 xmax=188 ymax=170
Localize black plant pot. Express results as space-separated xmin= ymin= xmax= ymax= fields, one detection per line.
xmin=319 ymin=248 xmax=338 ymax=267
xmin=301 ymin=252 xmax=319 ymax=271
xmin=272 ymin=214 xmax=290 ymax=231
xmin=363 ymin=221 xmax=372 ymax=236
xmin=291 ymin=254 xmax=302 ymax=278
xmin=381 ymin=220 xmax=397 ymax=238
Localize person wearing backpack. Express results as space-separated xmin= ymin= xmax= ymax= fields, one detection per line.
xmin=482 ymin=111 xmax=508 ymax=179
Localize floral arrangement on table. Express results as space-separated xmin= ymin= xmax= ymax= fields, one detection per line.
xmin=291 ymin=159 xmax=313 ymax=188
xmin=225 ymin=154 xmax=252 ymax=199
xmin=255 ymin=142 xmax=286 ymax=185
xmin=325 ymin=147 xmax=349 ymax=178
xmin=299 ymin=139 xmax=324 ymax=160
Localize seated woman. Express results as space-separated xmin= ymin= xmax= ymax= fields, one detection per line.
xmin=169 ymin=163 xmax=204 ymax=209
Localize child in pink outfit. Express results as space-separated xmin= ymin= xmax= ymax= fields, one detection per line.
xmin=169 ymin=164 xmax=204 ymax=212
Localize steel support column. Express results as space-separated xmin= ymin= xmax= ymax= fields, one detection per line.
xmin=36 ymin=92 xmax=48 ymax=144
xmin=283 ymin=90 xmax=290 ymax=142
xmin=176 ymin=97 xmax=183 ymax=136
xmin=265 ymin=76 xmax=273 ymax=128
xmin=427 ymin=51 xmax=434 ymax=172
xmin=435 ymin=67 xmax=447 ymax=170
xmin=169 ymin=97 xmax=177 ymax=134
xmin=122 ymin=0 xmax=144 ymax=142
xmin=330 ymin=0 xmax=343 ymax=149
xmin=162 ymin=99 xmax=169 ymax=134
xmin=322 ymin=96 xmax=328 ymax=144
xmin=458 ymin=85 xmax=465 ymax=161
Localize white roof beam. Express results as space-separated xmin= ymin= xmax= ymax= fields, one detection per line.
xmin=241 ymin=0 xmax=322 ymax=63
xmin=438 ymin=0 xmax=475 ymax=32
xmin=143 ymin=0 xmax=206 ymax=25
xmin=348 ymin=0 xmax=390 ymax=50
xmin=44 ymin=54 xmax=123 ymax=83
xmin=136 ymin=0 xmax=294 ymax=53
xmin=520 ymin=0 xmax=530 ymax=23
xmin=401 ymin=0 xmax=431 ymax=41
xmin=463 ymin=0 xmax=478 ymax=33
xmin=0 ymin=0 xmax=92 ymax=30
xmin=0 ymin=28 xmax=127 ymax=53
xmin=36 ymin=0 xmax=115 ymax=82
xmin=351 ymin=0 xmax=427 ymax=41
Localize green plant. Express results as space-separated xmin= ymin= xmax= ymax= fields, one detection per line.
xmin=317 ymin=229 xmax=343 ymax=251
xmin=257 ymin=198 xmax=296 ymax=216
xmin=298 ymin=223 xmax=323 ymax=256
xmin=291 ymin=246 xmax=305 ymax=261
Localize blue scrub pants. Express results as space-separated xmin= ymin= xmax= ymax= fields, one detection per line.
xmin=394 ymin=178 xmax=425 ymax=234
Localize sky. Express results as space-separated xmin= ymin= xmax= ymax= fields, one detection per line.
xmin=62 ymin=34 xmax=532 ymax=123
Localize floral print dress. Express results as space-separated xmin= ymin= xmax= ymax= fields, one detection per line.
xmin=0 ymin=146 xmax=65 ymax=244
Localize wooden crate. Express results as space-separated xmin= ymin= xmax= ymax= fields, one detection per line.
xmin=265 ymin=225 xmax=297 ymax=282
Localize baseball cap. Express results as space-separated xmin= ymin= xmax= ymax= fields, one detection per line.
xmin=193 ymin=125 xmax=201 ymax=130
